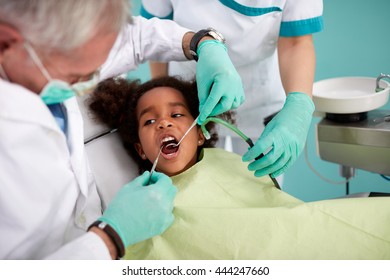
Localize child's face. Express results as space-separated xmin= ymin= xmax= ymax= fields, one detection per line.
xmin=135 ymin=87 xmax=205 ymax=176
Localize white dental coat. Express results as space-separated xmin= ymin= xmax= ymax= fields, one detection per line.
xmin=141 ymin=0 xmax=324 ymax=138
xmin=0 ymin=16 xmax=189 ymax=259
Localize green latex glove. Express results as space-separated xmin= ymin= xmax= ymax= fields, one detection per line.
xmin=242 ymin=92 xmax=315 ymax=178
xmin=99 ymin=171 xmax=177 ymax=247
xmin=196 ymin=40 xmax=245 ymax=124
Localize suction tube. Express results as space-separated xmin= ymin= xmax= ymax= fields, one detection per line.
xmin=200 ymin=117 xmax=281 ymax=189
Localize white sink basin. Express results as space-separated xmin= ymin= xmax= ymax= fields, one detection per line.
xmin=313 ymin=77 xmax=390 ymax=114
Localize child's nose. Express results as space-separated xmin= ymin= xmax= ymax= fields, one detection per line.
xmin=158 ymin=119 xmax=173 ymax=129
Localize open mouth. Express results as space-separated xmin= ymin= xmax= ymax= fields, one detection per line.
xmin=161 ymin=136 xmax=179 ymax=155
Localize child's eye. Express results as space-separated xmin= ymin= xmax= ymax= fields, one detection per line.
xmin=172 ymin=113 xmax=184 ymax=118
xmin=144 ymin=119 xmax=156 ymax=126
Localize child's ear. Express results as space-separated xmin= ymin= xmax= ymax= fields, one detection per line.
xmin=196 ymin=127 xmax=205 ymax=146
xmin=134 ymin=143 xmax=147 ymax=160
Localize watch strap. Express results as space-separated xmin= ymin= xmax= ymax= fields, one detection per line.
xmin=189 ymin=28 xmax=225 ymax=61
xmin=88 ymin=220 xmax=125 ymax=259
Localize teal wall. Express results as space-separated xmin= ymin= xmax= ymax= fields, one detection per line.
xmin=129 ymin=0 xmax=390 ymax=201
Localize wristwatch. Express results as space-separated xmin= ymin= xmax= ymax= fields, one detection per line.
xmin=189 ymin=27 xmax=226 ymax=61
xmin=88 ymin=220 xmax=125 ymax=259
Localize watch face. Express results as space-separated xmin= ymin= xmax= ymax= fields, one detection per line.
xmin=207 ymin=28 xmax=226 ymax=43
xmin=98 ymin=221 xmax=107 ymax=229
xmin=189 ymin=50 xmax=198 ymax=57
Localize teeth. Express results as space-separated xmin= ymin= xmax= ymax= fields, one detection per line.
xmin=161 ymin=136 xmax=175 ymax=143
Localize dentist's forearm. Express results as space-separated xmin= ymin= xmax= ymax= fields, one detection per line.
xmin=151 ymin=30 xmax=218 ymax=78
xmin=182 ymin=31 xmax=194 ymax=60
xmin=182 ymin=31 xmax=221 ymax=60
xmin=89 ymin=226 xmax=118 ymax=260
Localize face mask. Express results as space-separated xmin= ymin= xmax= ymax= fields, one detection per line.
xmin=39 ymin=73 xmax=99 ymax=105
xmin=24 ymin=43 xmax=100 ymax=105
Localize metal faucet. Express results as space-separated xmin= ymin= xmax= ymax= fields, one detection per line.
xmin=375 ymin=73 xmax=390 ymax=92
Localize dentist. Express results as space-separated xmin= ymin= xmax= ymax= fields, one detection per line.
xmin=0 ymin=0 xmax=243 ymax=259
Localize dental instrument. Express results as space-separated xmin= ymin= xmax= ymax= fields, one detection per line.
xmin=149 ymin=146 xmax=163 ymax=183
xmin=200 ymin=117 xmax=281 ymax=189
xmin=176 ymin=116 xmax=199 ymax=147
xmin=162 ymin=116 xmax=199 ymax=153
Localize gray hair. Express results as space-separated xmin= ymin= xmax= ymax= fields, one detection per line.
xmin=0 ymin=0 xmax=131 ymax=52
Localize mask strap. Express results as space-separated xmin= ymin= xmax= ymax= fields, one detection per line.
xmin=24 ymin=42 xmax=52 ymax=82
xmin=0 ymin=64 xmax=10 ymax=81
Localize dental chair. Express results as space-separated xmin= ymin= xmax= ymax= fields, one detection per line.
xmin=77 ymin=95 xmax=139 ymax=210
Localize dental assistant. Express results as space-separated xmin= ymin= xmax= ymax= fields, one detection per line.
xmin=141 ymin=0 xmax=324 ymax=179
xmin=0 ymin=0 xmax=244 ymax=259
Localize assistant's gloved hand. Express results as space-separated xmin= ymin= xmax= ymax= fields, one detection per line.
xmin=196 ymin=40 xmax=245 ymax=124
xmin=242 ymin=92 xmax=315 ymax=178
xmin=99 ymin=171 xmax=177 ymax=247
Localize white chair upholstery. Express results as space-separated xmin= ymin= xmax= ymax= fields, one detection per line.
xmin=77 ymin=96 xmax=139 ymax=209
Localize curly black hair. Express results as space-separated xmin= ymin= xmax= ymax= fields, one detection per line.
xmin=88 ymin=76 xmax=235 ymax=174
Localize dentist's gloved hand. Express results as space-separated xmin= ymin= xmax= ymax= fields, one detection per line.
xmin=243 ymin=92 xmax=315 ymax=178
xmin=98 ymin=171 xmax=177 ymax=248
xmin=196 ymin=40 xmax=244 ymax=124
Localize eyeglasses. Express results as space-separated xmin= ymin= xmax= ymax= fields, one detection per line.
xmin=71 ymin=67 xmax=101 ymax=96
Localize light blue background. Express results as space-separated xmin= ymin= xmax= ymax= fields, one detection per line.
xmin=129 ymin=0 xmax=390 ymax=201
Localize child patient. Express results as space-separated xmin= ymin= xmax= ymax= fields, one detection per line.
xmin=89 ymin=76 xmax=390 ymax=260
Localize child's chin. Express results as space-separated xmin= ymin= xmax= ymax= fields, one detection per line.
xmin=160 ymin=166 xmax=185 ymax=177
